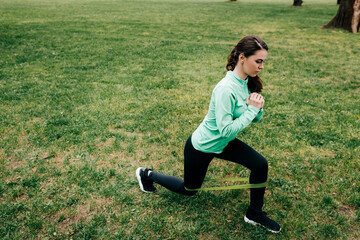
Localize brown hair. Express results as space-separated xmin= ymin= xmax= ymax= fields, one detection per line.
xmin=226 ymin=35 xmax=268 ymax=93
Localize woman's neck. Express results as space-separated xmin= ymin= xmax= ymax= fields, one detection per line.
xmin=232 ymin=66 xmax=248 ymax=80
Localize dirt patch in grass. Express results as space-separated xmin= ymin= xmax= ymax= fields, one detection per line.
xmin=6 ymin=159 xmax=23 ymax=171
xmin=95 ymin=136 xmax=115 ymax=149
xmin=50 ymin=197 xmax=113 ymax=235
xmin=338 ymin=203 xmax=356 ymax=219
xmin=108 ymin=125 xmax=144 ymax=139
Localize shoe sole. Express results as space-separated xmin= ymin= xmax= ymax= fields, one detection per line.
xmin=136 ymin=167 xmax=155 ymax=193
xmin=244 ymin=216 xmax=281 ymax=233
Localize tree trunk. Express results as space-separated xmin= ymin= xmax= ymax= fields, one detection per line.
xmin=293 ymin=0 xmax=303 ymax=6
xmin=323 ymin=0 xmax=360 ymax=33
xmin=353 ymin=0 xmax=360 ymax=32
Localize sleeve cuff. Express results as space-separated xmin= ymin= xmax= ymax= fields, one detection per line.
xmin=247 ymin=105 xmax=261 ymax=114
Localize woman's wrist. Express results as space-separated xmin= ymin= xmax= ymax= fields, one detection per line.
xmin=248 ymin=105 xmax=261 ymax=112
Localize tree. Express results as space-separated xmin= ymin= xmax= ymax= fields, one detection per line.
xmin=293 ymin=0 xmax=303 ymax=6
xmin=323 ymin=0 xmax=360 ymax=33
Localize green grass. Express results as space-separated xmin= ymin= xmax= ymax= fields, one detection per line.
xmin=0 ymin=0 xmax=359 ymax=238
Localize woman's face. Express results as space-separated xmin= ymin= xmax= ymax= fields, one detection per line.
xmin=241 ymin=49 xmax=268 ymax=77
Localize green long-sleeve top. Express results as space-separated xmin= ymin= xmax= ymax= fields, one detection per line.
xmin=191 ymin=71 xmax=263 ymax=154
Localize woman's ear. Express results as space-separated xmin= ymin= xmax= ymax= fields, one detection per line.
xmin=238 ymin=53 xmax=245 ymax=64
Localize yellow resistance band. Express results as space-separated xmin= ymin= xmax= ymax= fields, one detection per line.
xmin=184 ymin=177 xmax=266 ymax=191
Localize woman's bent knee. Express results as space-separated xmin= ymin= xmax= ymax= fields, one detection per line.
xmin=252 ymin=158 xmax=268 ymax=177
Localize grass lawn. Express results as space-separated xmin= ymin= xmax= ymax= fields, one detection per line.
xmin=0 ymin=0 xmax=359 ymax=238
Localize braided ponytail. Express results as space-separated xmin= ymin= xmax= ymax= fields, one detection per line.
xmin=225 ymin=48 xmax=239 ymax=71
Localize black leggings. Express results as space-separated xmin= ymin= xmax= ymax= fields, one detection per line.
xmin=149 ymin=135 xmax=268 ymax=212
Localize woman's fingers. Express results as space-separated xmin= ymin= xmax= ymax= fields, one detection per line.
xmin=247 ymin=93 xmax=264 ymax=109
xmin=250 ymin=93 xmax=263 ymax=102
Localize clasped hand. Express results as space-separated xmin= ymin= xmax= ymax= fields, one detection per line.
xmin=246 ymin=93 xmax=264 ymax=109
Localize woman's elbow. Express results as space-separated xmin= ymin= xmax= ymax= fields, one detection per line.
xmin=252 ymin=117 xmax=261 ymax=123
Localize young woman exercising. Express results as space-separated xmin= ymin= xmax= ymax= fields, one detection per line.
xmin=136 ymin=35 xmax=281 ymax=233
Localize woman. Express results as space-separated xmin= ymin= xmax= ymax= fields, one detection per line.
xmin=136 ymin=35 xmax=281 ymax=233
